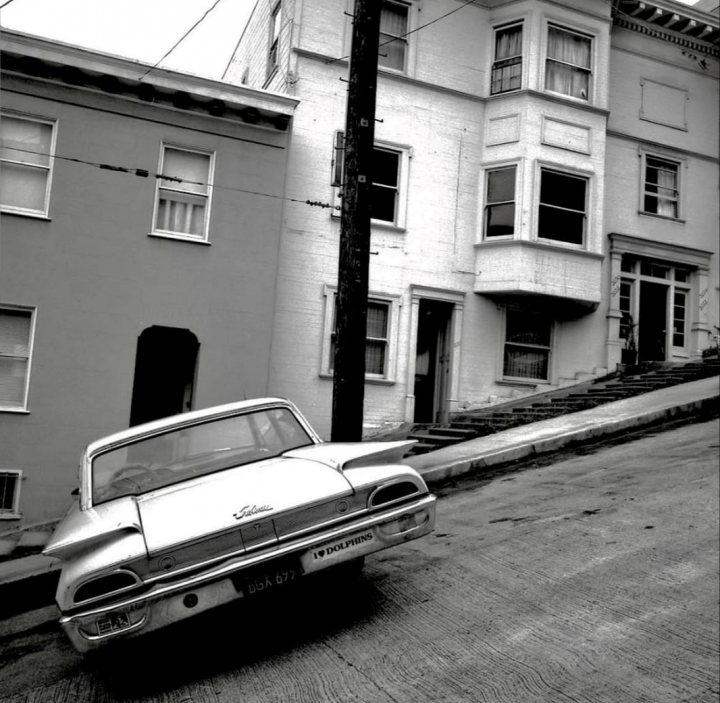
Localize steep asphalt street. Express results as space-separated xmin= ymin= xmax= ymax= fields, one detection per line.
xmin=1 ymin=418 xmax=718 ymax=702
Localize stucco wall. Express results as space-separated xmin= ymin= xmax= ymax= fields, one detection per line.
xmin=0 ymin=84 xmax=291 ymax=523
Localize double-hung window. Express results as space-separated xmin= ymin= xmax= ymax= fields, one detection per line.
xmin=503 ymin=308 xmax=551 ymax=381
xmin=371 ymin=146 xmax=402 ymax=224
xmin=0 ymin=306 xmax=35 ymax=411
xmin=332 ymin=132 xmax=407 ymax=228
xmin=0 ymin=113 xmax=55 ymax=216
xmin=322 ymin=287 xmax=399 ymax=382
xmin=329 ymin=300 xmax=390 ymax=376
xmin=484 ymin=166 xmax=516 ymax=238
xmin=545 ymin=25 xmax=591 ymax=100
xmin=379 ymin=1 xmax=409 ymax=71
xmin=153 ymin=145 xmax=213 ymax=241
xmin=538 ymin=168 xmax=587 ymax=245
xmin=643 ymin=156 xmax=679 ymax=219
xmin=491 ymin=23 xmax=523 ymax=95
xmin=267 ymin=2 xmax=281 ymax=82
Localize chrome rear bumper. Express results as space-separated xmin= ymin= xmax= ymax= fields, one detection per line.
xmin=59 ymin=495 xmax=436 ymax=653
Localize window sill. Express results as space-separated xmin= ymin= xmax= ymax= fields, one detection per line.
xmin=148 ymin=232 xmax=211 ymax=245
xmin=319 ymin=372 xmax=395 ymax=386
xmin=497 ymin=378 xmax=548 ymax=387
xmin=0 ymin=514 xmax=21 ymax=521
xmin=0 ymin=408 xmax=30 ymax=414
xmin=330 ymin=213 xmax=405 ymax=233
xmin=638 ymin=211 xmax=685 ymax=224
xmin=0 ymin=208 xmax=51 ymax=221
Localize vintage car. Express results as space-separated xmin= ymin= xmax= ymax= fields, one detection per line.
xmin=44 ymin=398 xmax=436 ymax=653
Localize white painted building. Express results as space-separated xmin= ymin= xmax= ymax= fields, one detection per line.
xmin=225 ymin=0 xmax=719 ymax=438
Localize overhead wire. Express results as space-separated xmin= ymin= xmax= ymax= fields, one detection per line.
xmin=326 ymin=0 xmax=479 ymax=66
xmin=4 ymin=145 xmax=339 ymax=210
xmin=139 ymin=0 xmax=225 ymax=80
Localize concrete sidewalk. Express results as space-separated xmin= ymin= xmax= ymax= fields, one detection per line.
xmin=0 ymin=375 xmax=717 ymax=619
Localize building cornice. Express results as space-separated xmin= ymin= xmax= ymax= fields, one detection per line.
xmin=612 ymin=0 xmax=719 ymax=56
xmin=0 ymin=29 xmax=299 ymax=131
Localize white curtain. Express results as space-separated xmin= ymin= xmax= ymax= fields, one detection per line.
xmin=379 ymin=3 xmax=407 ymax=70
xmin=546 ymin=27 xmax=590 ymax=98
xmin=655 ymin=167 xmax=677 ymax=217
xmin=495 ymin=25 xmax=522 ymax=60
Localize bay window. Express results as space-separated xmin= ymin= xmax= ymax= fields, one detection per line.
xmin=491 ymin=23 xmax=523 ymax=95
xmin=485 ymin=166 xmax=516 ymax=238
xmin=545 ymin=25 xmax=591 ymax=100
xmin=538 ymin=168 xmax=587 ymax=245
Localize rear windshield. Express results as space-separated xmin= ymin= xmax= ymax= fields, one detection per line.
xmin=91 ymin=407 xmax=313 ymax=505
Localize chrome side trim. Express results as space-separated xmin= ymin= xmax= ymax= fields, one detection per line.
xmin=59 ymin=494 xmax=435 ymax=625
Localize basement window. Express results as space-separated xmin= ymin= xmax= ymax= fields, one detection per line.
xmin=503 ymin=308 xmax=551 ymax=381
xmin=0 ymin=470 xmax=22 ymax=519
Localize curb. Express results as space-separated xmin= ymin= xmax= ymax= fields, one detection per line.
xmin=413 ymin=394 xmax=718 ymax=486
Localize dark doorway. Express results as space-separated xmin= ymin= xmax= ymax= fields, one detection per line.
xmin=413 ymin=300 xmax=453 ymax=424
xmin=638 ymin=281 xmax=668 ymax=362
xmin=129 ymin=326 xmax=199 ymax=426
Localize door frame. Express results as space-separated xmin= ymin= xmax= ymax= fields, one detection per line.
xmin=405 ymin=286 xmax=465 ymax=424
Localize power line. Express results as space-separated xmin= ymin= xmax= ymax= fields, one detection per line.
xmin=5 ymin=145 xmax=339 ymax=210
xmin=0 ymin=0 xmax=19 ymax=9
xmin=139 ymin=0 xmax=225 ymax=81
xmin=326 ymin=0 xmax=478 ymax=66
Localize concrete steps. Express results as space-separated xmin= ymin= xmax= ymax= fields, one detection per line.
xmin=406 ymin=358 xmax=720 ymax=456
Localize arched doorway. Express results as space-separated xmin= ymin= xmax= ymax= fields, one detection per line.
xmin=129 ymin=326 xmax=199 ymax=426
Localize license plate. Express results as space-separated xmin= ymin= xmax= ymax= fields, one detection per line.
xmin=235 ymin=564 xmax=299 ymax=597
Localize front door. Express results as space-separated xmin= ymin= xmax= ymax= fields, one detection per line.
xmin=638 ymin=281 xmax=668 ymax=362
xmin=414 ymin=300 xmax=453 ymax=423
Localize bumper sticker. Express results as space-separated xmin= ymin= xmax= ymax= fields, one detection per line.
xmin=311 ymin=531 xmax=374 ymax=561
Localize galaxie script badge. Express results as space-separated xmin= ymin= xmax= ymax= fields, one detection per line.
xmin=233 ymin=504 xmax=272 ymax=520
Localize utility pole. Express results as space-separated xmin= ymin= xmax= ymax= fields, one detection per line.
xmin=331 ymin=0 xmax=382 ymax=442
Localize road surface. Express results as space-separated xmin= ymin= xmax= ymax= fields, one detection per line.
xmin=1 ymin=418 xmax=718 ymax=702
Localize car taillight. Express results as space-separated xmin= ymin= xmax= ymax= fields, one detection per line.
xmin=369 ymin=481 xmax=420 ymax=508
xmin=73 ymin=570 xmax=141 ymax=604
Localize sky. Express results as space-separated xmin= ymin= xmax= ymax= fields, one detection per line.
xmin=0 ymin=0 xmax=257 ymax=79
xmin=0 ymin=0 xmax=703 ymax=80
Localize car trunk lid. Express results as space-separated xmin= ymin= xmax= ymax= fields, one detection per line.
xmin=136 ymin=455 xmax=353 ymax=556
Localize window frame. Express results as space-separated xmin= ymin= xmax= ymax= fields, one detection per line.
xmin=501 ymin=306 xmax=553 ymax=383
xmin=0 ymin=111 xmax=57 ymax=218
xmin=544 ymin=23 xmax=593 ymax=102
xmin=0 ymin=469 xmax=23 ymax=520
xmin=378 ymin=0 xmax=411 ymax=73
xmin=151 ymin=143 xmax=215 ymax=243
xmin=483 ymin=164 xmax=517 ymax=239
xmin=0 ymin=304 xmax=36 ymax=413
xmin=536 ymin=165 xmax=589 ymax=247
xmin=640 ymin=151 xmax=683 ymax=221
xmin=266 ymin=1 xmax=282 ymax=84
xmin=320 ymin=285 xmax=401 ymax=384
xmin=490 ymin=21 xmax=523 ymax=95
xmin=331 ymin=131 xmax=410 ymax=230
